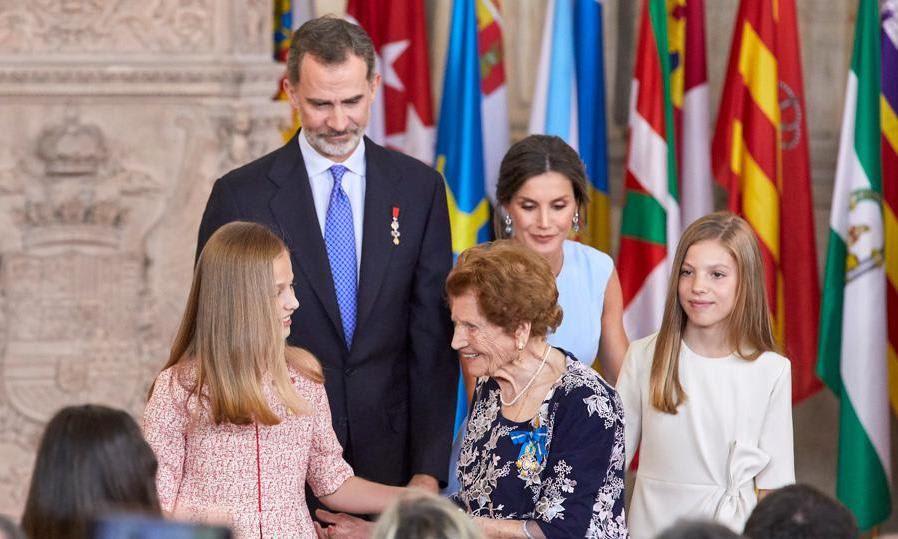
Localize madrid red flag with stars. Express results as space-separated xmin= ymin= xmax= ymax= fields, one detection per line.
xmin=346 ymin=0 xmax=436 ymax=164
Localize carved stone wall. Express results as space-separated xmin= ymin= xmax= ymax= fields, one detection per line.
xmin=0 ymin=0 xmax=286 ymax=516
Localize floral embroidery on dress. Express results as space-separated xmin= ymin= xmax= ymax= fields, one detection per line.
xmin=455 ymin=388 xmax=515 ymax=518
xmin=535 ymin=460 xmax=575 ymax=521
xmin=451 ymin=356 xmax=628 ymax=538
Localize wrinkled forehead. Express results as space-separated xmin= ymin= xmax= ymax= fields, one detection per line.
xmin=449 ymin=290 xmax=484 ymax=318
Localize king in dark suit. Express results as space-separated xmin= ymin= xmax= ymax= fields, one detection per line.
xmin=196 ymin=16 xmax=456 ymax=496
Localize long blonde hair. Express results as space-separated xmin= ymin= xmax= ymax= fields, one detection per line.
xmin=151 ymin=221 xmax=322 ymax=425
xmin=650 ymin=212 xmax=777 ymax=413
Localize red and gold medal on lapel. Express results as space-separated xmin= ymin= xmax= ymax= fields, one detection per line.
xmin=391 ymin=206 xmax=400 ymax=245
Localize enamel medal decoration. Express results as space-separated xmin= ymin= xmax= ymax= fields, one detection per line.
xmin=391 ymin=206 xmax=400 ymax=245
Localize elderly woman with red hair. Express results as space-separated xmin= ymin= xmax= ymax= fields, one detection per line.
xmin=446 ymin=240 xmax=627 ymax=539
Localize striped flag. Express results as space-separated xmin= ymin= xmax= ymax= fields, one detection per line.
xmin=274 ymin=0 xmax=298 ymax=141
xmin=274 ymin=0 xmax=314 ymax=141
xmin=668 ymin=0 xmax=713 ymax=228
xmin=617 ymin=0 xmax=680 ymax=341
xmin=882 ymin=0 xmax=898 ymax=417
xmin=347 ymin=0 xmax=436 ymax=165
xmin=529 ymin=0 xmax=611 ymax=252
xmin=478 ymin=0 xmax=510 ymax=205
xmin=711 ymin=0 xmax=821 ymax=403
xmin=817 ymin=0 xmax=891 ymax=529
xmin=435 ymin=0 xmax=490 ymax=432
xmin=273 ymin=0 xmax=292 ymax=66
xmin=436 ymin=0 xmax=490 ymax=257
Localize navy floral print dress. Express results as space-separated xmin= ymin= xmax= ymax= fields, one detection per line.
xmin=451 ymin=354 xmax=628 ymax=538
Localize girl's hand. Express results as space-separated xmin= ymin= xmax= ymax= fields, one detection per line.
xmin=315 ymin=509 xmax=374 ymax=538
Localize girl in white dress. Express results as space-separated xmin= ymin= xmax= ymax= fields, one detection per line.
xmin=616 ymin=212 xmax=795 ymax=538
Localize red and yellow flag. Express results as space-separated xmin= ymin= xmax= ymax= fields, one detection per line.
xmin=668 ymin=0 xmax=713 ymax=229
xmin=711 ymin=0 xmax=821 ymax=403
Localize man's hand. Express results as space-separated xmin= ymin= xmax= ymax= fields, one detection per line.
xmin=406 ymin=473 xmax=439 ymax=493
xmin=315 ymin=509 xmax=374 ymax=538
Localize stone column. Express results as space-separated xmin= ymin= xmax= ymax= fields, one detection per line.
xmin=0 ymin=1 xmax=287 ymax=514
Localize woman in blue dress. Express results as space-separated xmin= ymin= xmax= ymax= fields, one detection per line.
xmin=447 ymin=240 xmax=627 ymax=538
xmin=494 ymin=134 xmax=628 ymax=382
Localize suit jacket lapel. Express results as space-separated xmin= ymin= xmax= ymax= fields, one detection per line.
xmin=267 ymin=132 xmax=344 ymax=341
xmin=356 ymin=139 xmax=398 ymax=336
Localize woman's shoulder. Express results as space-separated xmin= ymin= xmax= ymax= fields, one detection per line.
xmin=146 ymin=359 xmax=200 ymax=413
xmin=155 ymin=358 xmax=198 ymax=390
xmin=285 ymin=346 xmax=324 ymax=386
xmin=554 ymin=357 xmax=623 ymax=424
xmin=628 ymin=333 xmax=659 ymax=360
xmin=558 ymin=356 xmax=618 ymax=400
xmin=563 ymin=240 xmax=614 ymax=269
xmin=616 ymin=334 xmax=658 ymax=384
xmin=752 ymin=350 xmax=792 ymax=377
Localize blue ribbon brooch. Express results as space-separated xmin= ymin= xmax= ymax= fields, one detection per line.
xmin=510 ymin=425 xmax=548 ymax=480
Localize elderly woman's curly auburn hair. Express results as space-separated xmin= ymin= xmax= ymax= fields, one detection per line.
xmin=446 ymin=240 xmax=563 ymax=338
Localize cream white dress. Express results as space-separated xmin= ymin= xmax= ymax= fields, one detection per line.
xmin=616 ymin=334 xmax=795 ymax=538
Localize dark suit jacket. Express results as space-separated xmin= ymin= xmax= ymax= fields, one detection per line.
xmin=196 ymin=132 xmax=457 ymax=486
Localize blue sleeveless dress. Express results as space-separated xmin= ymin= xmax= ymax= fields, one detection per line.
xmin=548 ymin=240 xmax=614 ymax=365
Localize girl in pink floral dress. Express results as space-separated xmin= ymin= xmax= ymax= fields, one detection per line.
xmin=143 ymin=222 xmax=406 ymax=538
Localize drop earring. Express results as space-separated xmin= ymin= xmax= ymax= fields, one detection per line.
xmin=504 ymin=213 xmax=513 ymax=236
xmin=572 ymin=211 xmax=580 ymax=233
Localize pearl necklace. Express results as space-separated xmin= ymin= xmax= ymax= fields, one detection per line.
xmin=500 ymin=343 xmax=552 ymax=407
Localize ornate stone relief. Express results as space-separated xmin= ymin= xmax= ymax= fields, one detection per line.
xmin=215 ymin=102 xmax=286 ymax=173
xmin=231 ymin=0 xmax=272 ymax=55
xmin=0 ymin=0 xmax=214 ymax=54
xmin=0 ymin=0 xmax=287 ymax=517
xmin=0 ymin=111 xmax=165 ymax=512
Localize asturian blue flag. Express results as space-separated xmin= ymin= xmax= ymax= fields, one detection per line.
xmin=435 ymin=0 xmax=491 ymax=437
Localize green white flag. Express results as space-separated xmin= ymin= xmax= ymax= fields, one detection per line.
xmin=816 ymin=0 xmax=891 ymax=530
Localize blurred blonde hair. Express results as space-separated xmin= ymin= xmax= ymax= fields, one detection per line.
xmin=151 ymin=221 xmax=322 ymax=425
xmin=373 ymin=494 xmax=481 ymax=539
xmin=650 ymin=212 xmax=777 ymax=413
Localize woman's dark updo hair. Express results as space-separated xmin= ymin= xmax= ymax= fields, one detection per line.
xmin=494 ymin=134 xmax=590 ymax=238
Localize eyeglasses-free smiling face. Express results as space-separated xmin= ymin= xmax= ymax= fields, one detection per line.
xmin=449 ymin=292 xmax=519 ymax=379
xmin=273 ymin=252 xmax=299 ymax=339
xmin=504 ymin=171 xmax=577 ymax=261
xmin=678 ymin=239 xmax=739 ymax=336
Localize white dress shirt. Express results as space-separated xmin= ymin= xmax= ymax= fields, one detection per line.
xmin=298 ymin=131 xmax=366 ymax=274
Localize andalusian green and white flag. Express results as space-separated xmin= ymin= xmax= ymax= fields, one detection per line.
xmin=816 ymin=0 xmax=891 ymax=529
